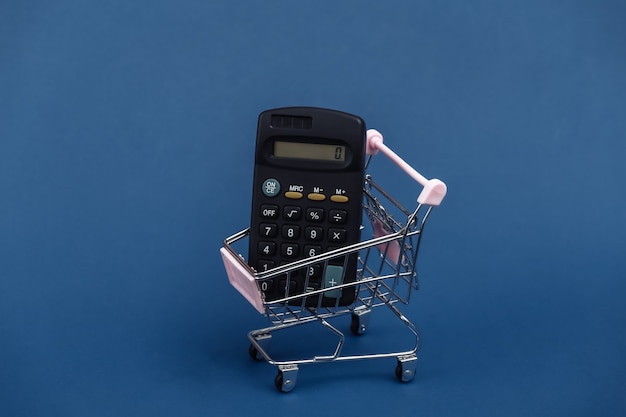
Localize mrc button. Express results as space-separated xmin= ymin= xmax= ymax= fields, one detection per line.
xmin=285 ymin=184 xmax=304 ymax=199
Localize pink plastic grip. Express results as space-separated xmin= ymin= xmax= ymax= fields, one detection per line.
xmin=366 ymin=129 xmax=447 ymax=206
xmin=220 ymin=247 xmax=265 ymax=314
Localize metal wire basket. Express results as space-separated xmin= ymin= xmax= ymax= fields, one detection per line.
xmin=221 ymin=129 xmax=447 ymax=392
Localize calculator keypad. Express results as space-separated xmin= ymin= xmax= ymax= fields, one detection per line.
xmin=254 ymin=198 xmax=353 ymax=303
xmin=249 ymin=168 xmax=364 ymax=307
xmin=257 ymin=205 xmax=348 ymax=260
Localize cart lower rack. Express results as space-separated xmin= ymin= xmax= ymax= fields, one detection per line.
xmin=221 ymin=129 xmax=446 ymax=392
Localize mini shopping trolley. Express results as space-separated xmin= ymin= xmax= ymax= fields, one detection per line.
xmin=220 ymin=129 xmax=447 ymax=392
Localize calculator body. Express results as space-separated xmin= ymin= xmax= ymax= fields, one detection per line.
xmin=248 ymin=107 xmax=366 ymax=306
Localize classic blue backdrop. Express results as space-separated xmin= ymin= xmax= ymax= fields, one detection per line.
xmin=1 ymin=1 xmax=625 ymax=416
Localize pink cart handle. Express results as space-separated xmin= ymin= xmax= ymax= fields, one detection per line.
xmin=220 ymin=247 xmax=265 ymax=314
xmin=366 ymin=129 xmax=447 ymax=206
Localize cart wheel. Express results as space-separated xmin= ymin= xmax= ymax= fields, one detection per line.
xmin=248 ymin=344 xmax=264 ymax=361
xmin=350 ymin=310 xmax=370 ymax=336
xmin=274 ymin=372 xmax=285 ymax=392
xmin=350 ymin=315 xmax=362 ymax=335
xmin=395 ymin=355 xmax=417 ymax=382
xmin=275 ymin=365 xmax=298 ymax=393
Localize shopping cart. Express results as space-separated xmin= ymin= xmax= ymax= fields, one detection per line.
xmin=220 ymin=129 xmax=447 ymax=392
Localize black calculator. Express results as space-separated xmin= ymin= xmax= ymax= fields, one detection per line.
xmin=248 ymin=107 xmax=366 ymax=306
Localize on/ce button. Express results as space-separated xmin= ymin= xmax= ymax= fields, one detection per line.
xmin=261 ymin=178 xmax=281 ymax=197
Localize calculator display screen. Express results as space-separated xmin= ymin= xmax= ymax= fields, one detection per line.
xmin=273 ymin=141 xmax=346 ymax=162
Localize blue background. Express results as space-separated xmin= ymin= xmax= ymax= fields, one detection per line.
xmin=1 ymin=1 xmax=625 ymax=415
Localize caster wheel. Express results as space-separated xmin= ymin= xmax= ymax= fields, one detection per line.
xmin=248 ymin=344 xmax=264 ymax=361
xmin=274 ymin=372 xmax=285 ymax=391
xmin=395 ymin=356 xmax=417 ymax=382
xmin=350 ymin=314 xmax=362 ymax=335
xmin=350 ymin=310 xmax=370 ymax=335
xmin=275 ymin=365 xmax=298 ymax=393
xmin=395 ymin=362 xmax=404 ymax=381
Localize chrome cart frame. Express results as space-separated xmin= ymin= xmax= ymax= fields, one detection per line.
xmin=221 ymin=129 xmax=447 ymax=392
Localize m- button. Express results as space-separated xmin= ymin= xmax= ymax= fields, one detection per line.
xmin=307 ymin=193 xmax=326 ymax=201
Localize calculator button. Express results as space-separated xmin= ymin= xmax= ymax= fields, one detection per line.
xmin=307 ymin=193 xmax=326 ymax=201
xmin=304 ymin=245 xmax=323 ymax=258
xmin=281 ymin=243 xmax=299 ymax=258
xmin=328 ymin=228 xmax=347 ymax=243
xmin=306 ymin=208 xmax=324 ymax=222
xmin=257 ymin=260 xmax=275 ymax=272
xmin=259 ymin=278 xmax=274 ymax=293
xmin=258 ymin=242 xmax=276 ymax=256
xmin=323 ymin=265 xmax=344 ymax=298
xmin=305 ymin=264 xmax=322 ymax=280
xmin=278 ymin=279 xmax=299 ymax=296
xmin=259 ymin=223 xmax=278 ymax=238
xmin=285 ymin=191 xmax=303 ymax=199
xmin=262 ymin=178 xmax=281 ymax=197
xmin=329 ymin=210 xmax=348 ymax=224
xmin=330 ymin=195 xmax=349 ymax=203
xmin=305 ymin=226 xmax=323 ymax=241
xmin=305 ymin=281 xmax=321 ymax=293
xmin=282 ymin=225 xmax=300 ymax=239
xmin=260 ymin=205 xmax=279 ymax=219
xmin=283 ymin=206 xmax=302 ymax=220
